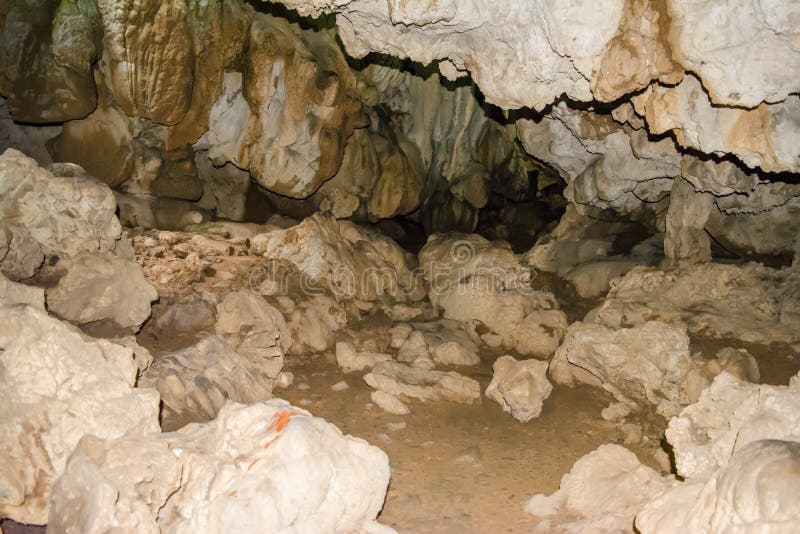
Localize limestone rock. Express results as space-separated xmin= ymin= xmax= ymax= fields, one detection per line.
xmin=371 ymin=390 xmax=411 ymax=415
xmin=396 ymin=321 xmax=481 ymax=368
xmin=198 ymin=13 xmax=364 ymax=198
xmin=0 ymin=99 xmax=61 ymax=165
xmin=0 ymin=271 xmax=44 ymax=309
xmin=420 ymin=233 xmax=567 ymax=357
xmin=0 ymin=149 xmax=121 ymax=257
xmin=215 ymin=288 xmax=291 ymax=379
xmin=0 ymin=0 xmax=101 ymax=122
xmin=364 ymin=361 xmax=480 ymax=404
xmin=49 ymin=400 xmax=392 ymax=533
xmin=665 ymin=372 xmax=800 ymax=481
xmin=279 ymin=295 xmax=348 ymax=354
xmin=154 ymin=296 xmax=217 ymax=333
xmin=563 ymin=260 xmax=641 ymax=299
xmin=45 ymin=252 xmax=158 ymax=331
xmin=0 ymin=305 xmax=160 ymax=524
xmin=588 ymin=263 xmax=800 ymax=345
xmin=549 ymin=321 xmax=750 ymax=418
xmin=336 ymin=341 xmax=392 ymax=373
xmin=0 ymin=222 xmax=43 ymax=280
xmin=141 ymin=335 xmax=272 ymax=421
xmin=486 ymin=355 xmax=552 ymax=423
xmin=252 ymin=213 xmax=423 ymax=303
xmin=636 ymin=440 xmax=800 ymax=534
xmin=524 ymin=444 xmax=669 ymax=533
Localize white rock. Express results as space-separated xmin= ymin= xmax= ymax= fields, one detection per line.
xmin=432 ymin=341 xmax=480 ymax=366
xmin=371 ymin=390 xmax=411 ymax=415
xmin=601 ymin=402 xmax=631 ymax=423
xmin=485 ymin=355 xmax=552 ymax=422
xmin=45 ymin=252 xmax=158 ymax=330
xmin=49 ymin=400 xmax=393 ymax=533
xmin=275 ymin=371 xmax=295 ymax=389
xmin=0 ymin=305 xmax=160 ymax=524
xmin=331 ymin=380 xmax=349 ymax=391
xmin=154 ymin=296 xmax=217 ymax=333
xmin=215 ymin=288 xmax=291 ymax=379
xmin=141 ymin=335 xmax=272 ymax=420
xmin=336 ymin=341 xmax=392 ymax=373
xmin=281 ymin=294 xmax=347 ymax=354
xmin=665 ymin=372 xmax=800 ymax=481
xmin=524 ymin=444 xmax=668 ymax=533
xmin=364 ymin=361 xmax=480 ymax=404
xmin=636 ymin=440 xmax=800 ymax=534
xmin=0 ymin=149 xmax=121 ymax=257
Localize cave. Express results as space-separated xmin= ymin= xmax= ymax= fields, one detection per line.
xmin=1 ymin=0 xmax=799 ymax=532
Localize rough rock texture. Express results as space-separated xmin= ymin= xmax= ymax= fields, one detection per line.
xmin=215 ymin=288 xmax=291 ymax=379
xmin=396 ymin=321 xmax=481 ymax=368
xmin=364 ymin=360 xmax=480 ymax=404
xmin=0 ymin=305 xmax=160 ymax=524
xmin=485 ymin=355 xmax=553 ymax=423
xmin=588 ymin=263 xmax=800 ymax=344
xmin=420 ymin=233 xmax=567 ymax=357
xmin=550 ymin=321 xmax=758 ymax=417
xmin=0 ymin=271 xmax=44 ymax=309
xmin=666 ymin=372 xmax=800 ymax=481
xmin=45 ymin=252 xmax=158 ymax=330
xmin=0 ymin=149 xmax=121 ymax=257
xmin=524 ymin=444 xmax=669 ymax=533
xmin=272 ymin=0 xmax=682 ymax=111
xmin=252 ymin=213 xmax=423 ymax=303
xmin=636 ymin=439 xmax=800 ymax=534
xmin=278 ymin=294 xmax=348 ymax=354
xmin=0 ymin=222 xmax=43 ymax=280
xmin=49 ymin=400 xmax=392 ymax=533
xmin=141 ymin=335 xmax=271 ymax=421
xmin=336 ymin=341 xmax=392 ymax=373
xmin=371 ymin=390 xmax=411 ymax=415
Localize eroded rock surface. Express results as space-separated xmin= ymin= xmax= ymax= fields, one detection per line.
xmin=486 ymin=355 xmax=552 ymax=422
xmin=0 ymin=305 xmax=160 ymax=524
xmin=364 ymin=361 xmax=481 ymax=405
xmin=49 ymin=400 xmax=392 ymax=533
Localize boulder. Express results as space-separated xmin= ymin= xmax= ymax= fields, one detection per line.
xmin=49 ymin=400 xmax=392 ymax=533
xmin=587 ymin=263 xmax=800 ymax=345
xmin=524 ymin=444 xmax=669 ymax=533
xmin=45 ymin=252 xmax=158 ymax=331
xmin=154 ymin=296 xmax=217 ymax=333
xmin=141 ymin=335 xmax=272 ymax=421
xmin=251 ymin=213 xmax=424 ymax=303
xmin=0 ymin=271 xmax=44 ymax=309
xmin=420 ymin=234 xmax=567 ymax=357
xmin=636 ymin=440 xmax=800 ymax=534
xmin=336 ymin=341 xmax=392 ymax=373
xmin=550 ymin=321 xmax=757 ymax=418
xmin=0 ymin=149 xmax=121 ymax=257
xmin=364 ymin=361 xmax=480 ymax=404
xmin=0 ymin=222 xmax=43 ymax=280
xmin=0 ymin=305 xmax=160 ymax=524
xmin=486 ymin=355 xmax=553 ymax=422
xmin=215 ymin=288 xmax=291 ymax=379
xmin=665 ymin=371 xmax=800 ymax=481
xmin=279 ymin=294 xmax=348 ymax=354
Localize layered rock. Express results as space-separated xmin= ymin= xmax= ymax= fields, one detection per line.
xmin=49 ymin=400 xmax=392 ymax=533
xmin=587 ymin=263 xmax=800 ymax=344
xmin=141 ymin=335 xmax=272 ymax=421
xmin=0 ymin=305 xmax=160 ymax=524
xmin=364 ymin=360 xmax=481 ymax=404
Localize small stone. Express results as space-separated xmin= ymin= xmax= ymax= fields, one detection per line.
xmin=331 ymin=380 xmax=350 ymax=391
xmin=275 ymin=372 xmax=294 ymax=389
xmin=387 ymin=422 xmax=406 ymax=432
xmin=602 ymin=402 xmax=631 ymax=422
xmin=296 ymin=383 xmax=311 ymax=391
xmin=370 ymin=390 xmax=411 ymax=415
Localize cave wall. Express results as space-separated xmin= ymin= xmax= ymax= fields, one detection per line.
xmin=0 ymin=0 xmax=799 ymax=258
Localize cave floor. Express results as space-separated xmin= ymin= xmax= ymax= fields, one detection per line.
xmin=130 ymin=231 xmax=800 ymax=533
